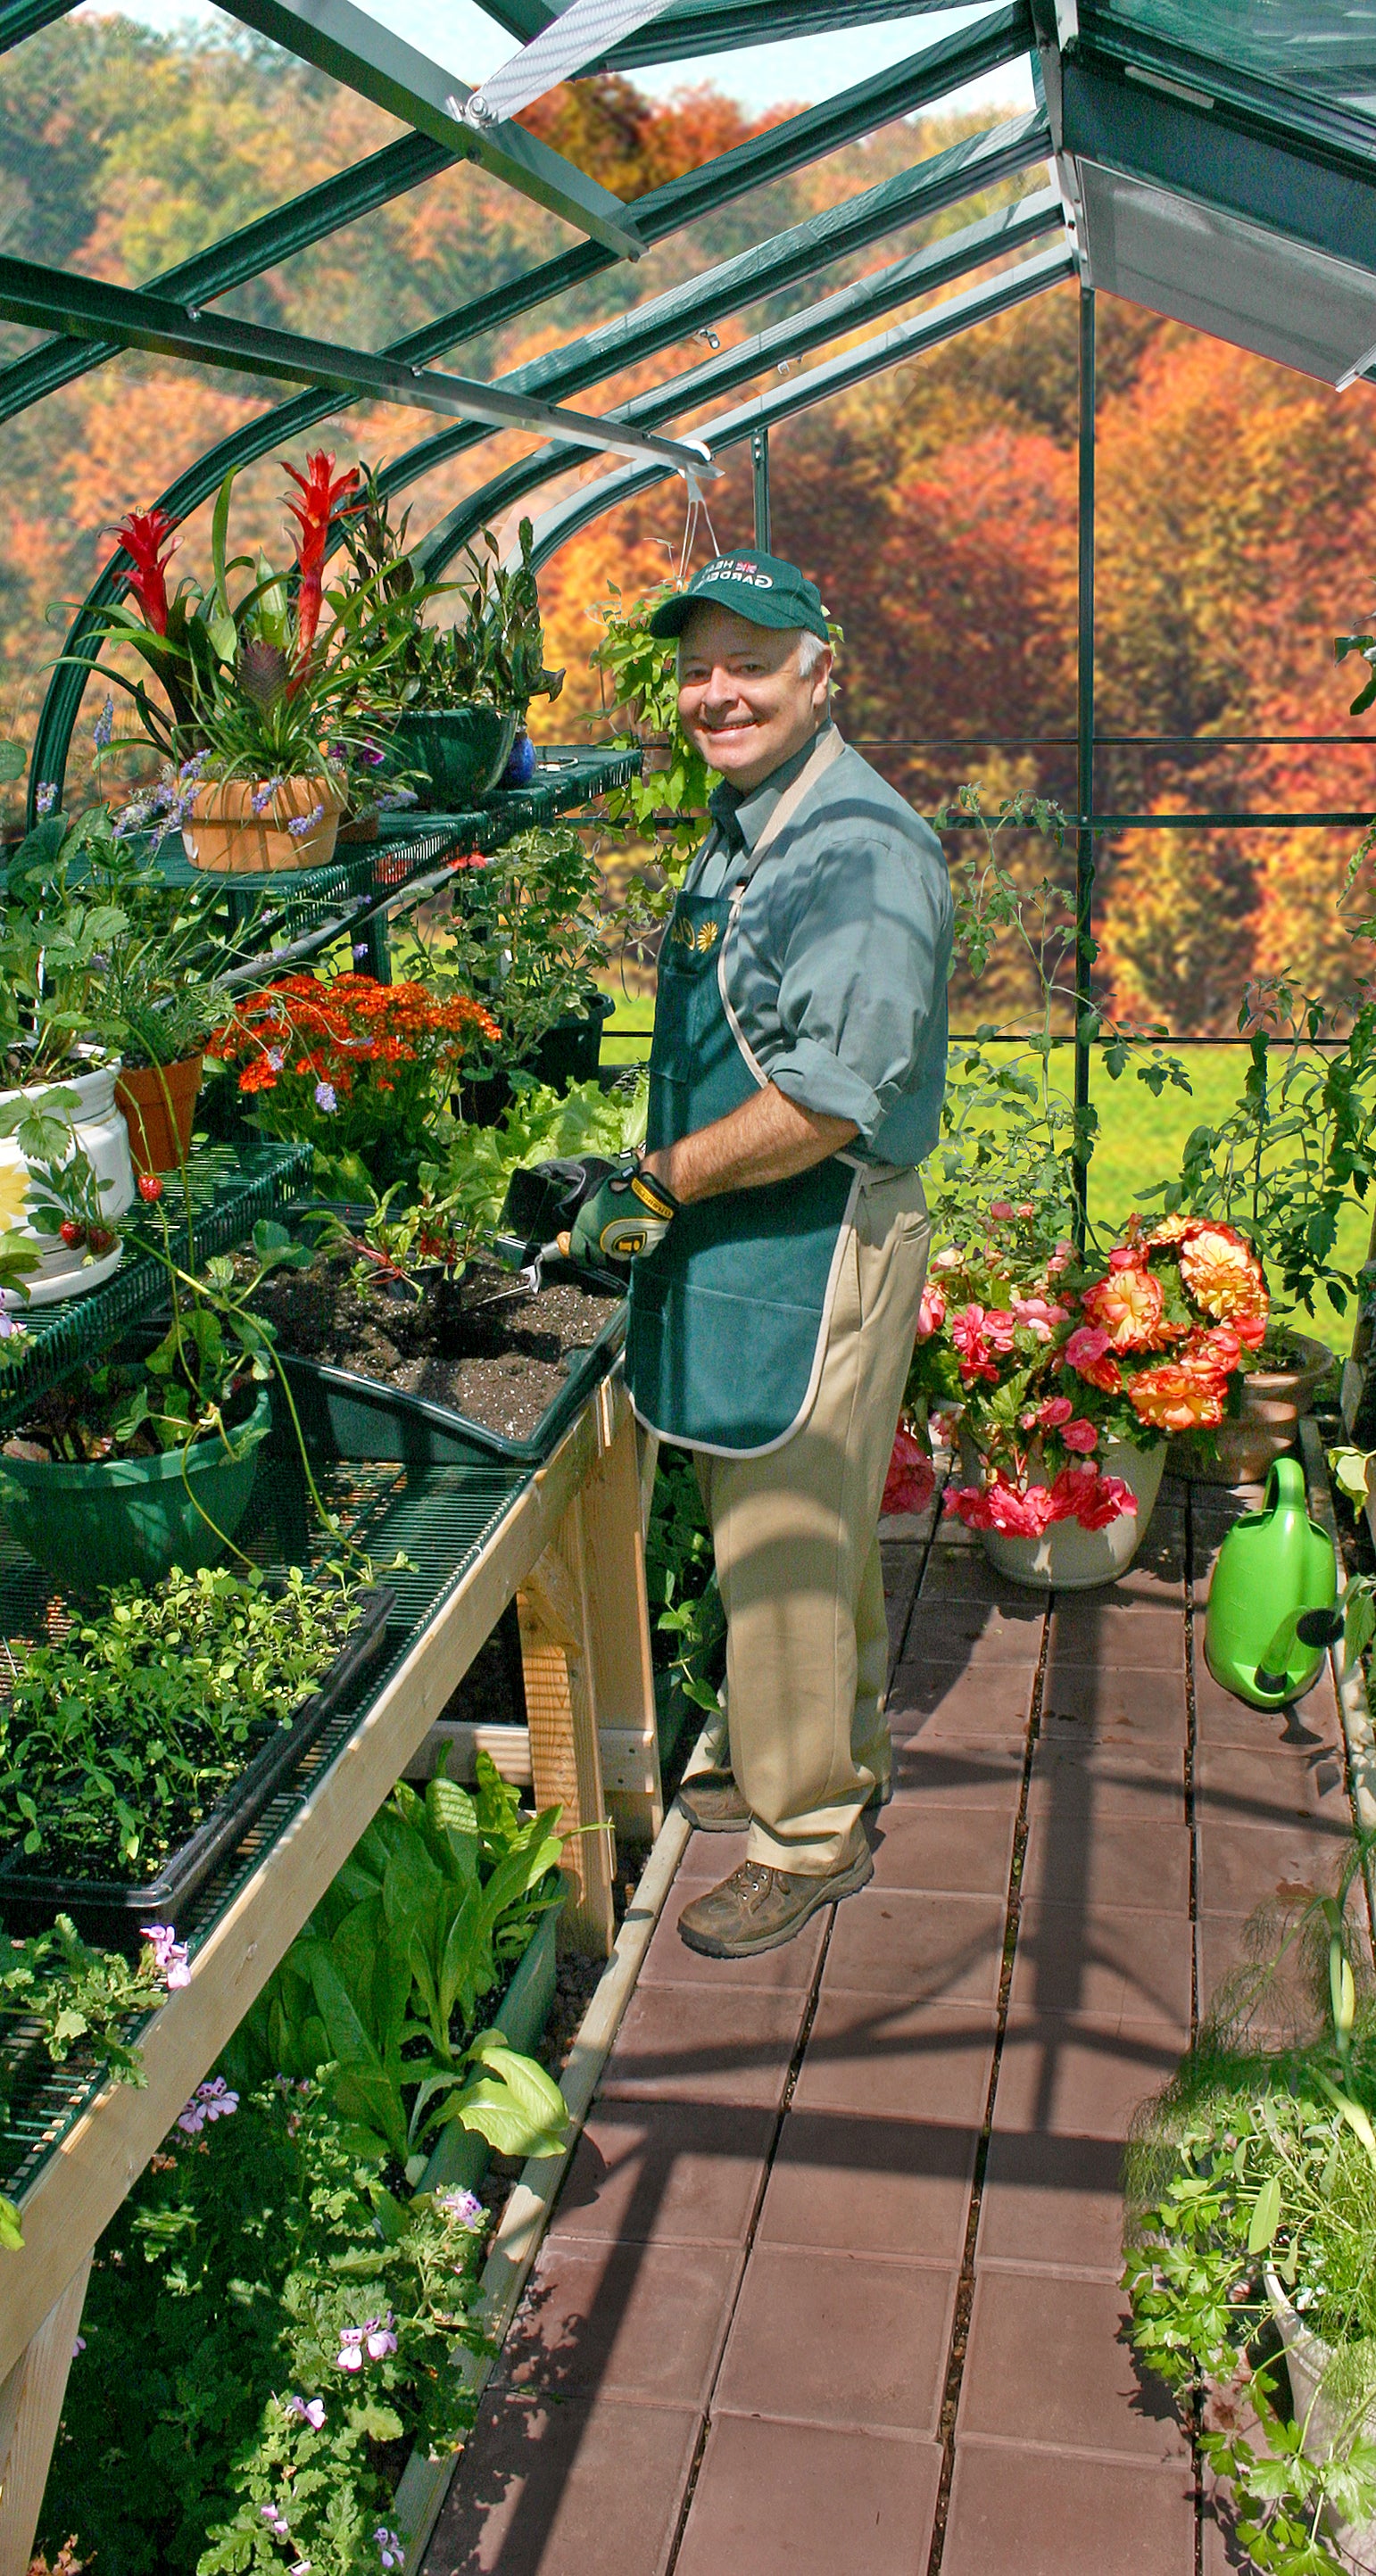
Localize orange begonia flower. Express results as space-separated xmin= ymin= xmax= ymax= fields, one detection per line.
xmin=1081 ymin=1263 xmax=1165 ymax=1353
xmin=1178 ymin=1225 xmax=1268 ymax=1328
xmin=1128 ymin=1363 xmax=1230 ymax=1433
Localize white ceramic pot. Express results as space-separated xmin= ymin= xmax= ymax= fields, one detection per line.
xmin=1267 ymin=2272 xmax=1376 ymax=2572
xmin=0 ymin=1059 xmax=134 ymax=1303
xmin=959 ymin=1433 xmax=1168 ymax=1592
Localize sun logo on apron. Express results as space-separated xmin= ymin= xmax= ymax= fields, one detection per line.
xmin=695 ymin=923 xmax=720 ymax=952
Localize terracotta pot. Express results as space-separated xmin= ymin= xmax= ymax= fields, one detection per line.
xmin=1168 ymin=1333 xmax=1337 ymax=1486
xmin=181 ymin=778 xmax=344 ymax=874
xmin=114 ymin=1053 xmax=203 ymax=1175
xmin=957 ymin=1432 xmax=1168 ymax=1592
xmin=336 ymin=808 xmax=380 ymax=844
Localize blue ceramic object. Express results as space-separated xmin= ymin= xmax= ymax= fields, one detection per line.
xmin=502 ymin=726 xmax=537 ymax=788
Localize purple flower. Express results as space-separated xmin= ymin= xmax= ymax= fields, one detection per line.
xmin=0 ymin=1313 xmax=28 ymax=1343
xmin=178 ymin=750 xmax=210 ymax=781
xmin=93 ymin=696 xmax=114 ymax=752
xmin=360 ymin=740 xmax=385 ymax=767
xmin=174 ymin=2077 xmax=237 ymax=2138
xmin=284 ymin=2393 xmax=326 ymax=2429
xmin=286 ymin=803 xmax=325 ymax=840
xmin=437 ymin=2186 xmax=484 ymax=2231
xmin=352 ymin=940 xmax=371 ymax=964
xmin=376 ymin=786 xmax=417 ymax=812
xmin=260 ymin=2504 xmax=291 ymax=2539
xmin=267 ymin=1049 xmax=285 ymax=1073
xmin=143 ymin=1924 xmax=190 ymax=1989
xmin=251 ymin=775 xmax=284 ymax=817
xmin=35 ymin=783 xmax=56 ymax=817
xmin=71 ymin=2334 xmax=86 ymax=2357
xmin=375 ymin=2531 xmax=405 ymax=2572
xmin=336 ymin=2327 xmax=365 ymax=2373
xmin=313 ymin=1081 xmax=337 ymax=1114
xmin=362 ymin=2314 xmax=397 ymax=2359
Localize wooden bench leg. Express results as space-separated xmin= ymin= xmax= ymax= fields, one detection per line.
xmin=0 ymin=2254 xmax=91 ymax=2576
xmin=518 ymin=1496 xmax=616 ymax=1958
xmin=582 ymin=1401 xmax=662 ymax=1848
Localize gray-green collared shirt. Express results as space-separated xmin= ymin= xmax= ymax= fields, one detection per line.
xmin=686 ymin=724 xmax=952 ymax=1167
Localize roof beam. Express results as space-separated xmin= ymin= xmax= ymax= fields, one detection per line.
xmin=215 ymin=0 xmax=642 ymax=256
xmin=419 ymin=187 xmax=1064 ymax=576
xmin=0 ymin=0 xmax=71 ymax=50
xmin=394 ymin=109 xmax=1051 ymax=514
xmin=521 ymin=244 xmax=1074 ymax=564
xmin=0 ymin=132 xmax=453 ymax=431
xmin=0 ymin=253 xmax=717 ymax=472
xmin=606 ymin=0 xmax=990 ymax=69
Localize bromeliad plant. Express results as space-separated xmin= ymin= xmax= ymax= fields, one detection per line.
xmin=74 ymin=453 xmax=410 ymax=792
xmin=909 ymin=1200 xmax=1270 ymax=1536
xmin=205 ymin=972 xmax=500 ymax=1197
xmin=227 ymin=1752 xmax=568 ymax=2185
xmin=1125 ymin=1846 xmax=1376 ymax=2575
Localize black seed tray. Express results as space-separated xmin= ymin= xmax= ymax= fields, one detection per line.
xmin=0 ymin=1584 xmax=395 ymax=1942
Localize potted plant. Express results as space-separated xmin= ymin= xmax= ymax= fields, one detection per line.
xmin=1125 ymin=1844 xmax=1376 ymax=2576
xmin=341 ymin=484 xmax=564 ymax=811
xmin=73 ymin=453 xmax=413 ymax=874
xmin=908 ymin=1202 xmax=1269 ymax=1588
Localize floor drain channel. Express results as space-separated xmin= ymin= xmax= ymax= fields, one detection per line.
xmin=924 ymin=1600 xmax=1052 ymax=2576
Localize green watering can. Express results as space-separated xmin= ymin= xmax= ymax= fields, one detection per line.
xmin=1204 ymin=1457 xmax=1342 ymax=1710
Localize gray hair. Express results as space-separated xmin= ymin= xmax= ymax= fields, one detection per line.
xmin=676 ymin=624 xmax=830 ymax=675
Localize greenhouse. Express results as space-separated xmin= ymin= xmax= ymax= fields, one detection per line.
xmin=6 ymin=2 xmax=1376 ymax=2572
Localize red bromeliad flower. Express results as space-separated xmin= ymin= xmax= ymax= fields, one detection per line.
xmin=116 ymin=508 xmax=178 ymax=636
xmin=283 ymin=451 xmax=360 ymax=683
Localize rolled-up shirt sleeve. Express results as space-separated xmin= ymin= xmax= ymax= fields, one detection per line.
xmin=755 ymin=828 xmax=950 ymax=1141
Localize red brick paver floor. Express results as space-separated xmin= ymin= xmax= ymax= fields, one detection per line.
xmin=423 ymin=1477 xmax=1358 ymax=2576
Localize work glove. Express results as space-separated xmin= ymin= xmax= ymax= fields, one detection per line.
xmin=568 ymin=1152 xmax=680 ymax=1265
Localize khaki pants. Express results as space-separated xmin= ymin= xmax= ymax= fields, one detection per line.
xmin=688 ymin=1166 xmax=930 ymax=1876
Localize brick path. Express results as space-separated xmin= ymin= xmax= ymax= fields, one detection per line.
xmin=423 ymin=1476 xmax=1356 ymax=2576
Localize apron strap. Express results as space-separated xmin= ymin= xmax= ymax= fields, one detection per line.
xmin=731 ymin=723 xmax=847 ymax=888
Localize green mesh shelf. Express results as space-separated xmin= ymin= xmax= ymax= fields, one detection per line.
xmin=0 ymin=1433 xmax=529 ymax=2207
xmin=0 ymin=1139 xmax=311 ymax=1432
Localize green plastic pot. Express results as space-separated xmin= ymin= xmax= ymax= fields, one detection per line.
xmin=0 ymin=1389 xmax=271 ymax=1594
xmin=389 ymin=706 xmax=518 ymax=810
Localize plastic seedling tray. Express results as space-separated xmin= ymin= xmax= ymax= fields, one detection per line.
xmin=0 ymin=1585 xmax=395 ymax=1942
xmin=275 ymin=1292 xmax=627 ymax=1472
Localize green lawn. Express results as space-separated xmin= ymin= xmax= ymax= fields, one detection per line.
xmin=593 ymin=985 xmax=1366 ymax=1360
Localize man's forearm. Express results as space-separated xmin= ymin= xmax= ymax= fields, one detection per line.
xmin=643 ymin=1082 xmax=858 ymax=1205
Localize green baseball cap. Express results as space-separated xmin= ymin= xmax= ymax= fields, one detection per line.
xmin=646 ymin=550 xmax=829 ymax=644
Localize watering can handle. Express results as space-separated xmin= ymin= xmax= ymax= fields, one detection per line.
xmin=1264 ymin=1456 xmax=1308 ymax=1515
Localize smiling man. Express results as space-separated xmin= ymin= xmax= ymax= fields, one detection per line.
xmin=571 ymin=550 xmax=952 ymax=1958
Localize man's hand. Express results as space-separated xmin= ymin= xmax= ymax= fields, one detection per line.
xmin=568 ymin=1154 xmax=680 ymax=1265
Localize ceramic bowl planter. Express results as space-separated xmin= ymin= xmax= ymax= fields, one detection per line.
xmin=0 ymin=1387 xmax=271 ymax=1592
xmin=390 ymin=707 xmax=518 ymax=809
xmin=0 ymin=1058 xmax=135 ymax=1304
xmin=1168 ymin=1333 xmax=1336 ymax=1486
xmin=181 ymin=779 xmax=344 ymax=874
xmin=961 ymin=1433 xmax=1169 ymax=1592
xmin=1266 ymin=2273 xmax=1376 ymax=2573
xmin=114 ymin=1053 xmax=203 ymax=1176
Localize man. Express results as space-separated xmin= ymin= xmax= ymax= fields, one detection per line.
xmin=569 ymin=550 xmax=952 ymax=1959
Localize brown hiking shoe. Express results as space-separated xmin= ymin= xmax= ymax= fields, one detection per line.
xmin=677 ymin=1771 xmax=750 ymax=1831
xmin=677 ymin=1849 xmax=874 ymax=1959
xmin=677 ymin=1772 xmax=892 ymax=1834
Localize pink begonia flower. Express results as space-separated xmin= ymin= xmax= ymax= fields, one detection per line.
xmin=1107 ymin=1244 xmax=1143 ymax=1271
xmin=1012 ymin=1295 xmax=1069 ymax=1343
xmin=989 ymin=1200 xmax=1015 ymax=1220
xmin=915 ymin=1285 xmax=946 ymax=1340
xmin=883 ymin=1425 xmax=936 ymax=1517
xmin=1064 ymin=1323 xmax=1112 ymax=1372
xmin=983 ymin=1308 xmax=1017 ymax=1352
xmin=1016 ymin=1201 xmax=1035 ymax=1219
xmin=1061 ymin=1418 xmax=1098 ymax=1454
xmin=1038 ymin=1396 xmax=1073 ymax=1429
xmin=950 ymin=1305 xmax=997 ymax=1380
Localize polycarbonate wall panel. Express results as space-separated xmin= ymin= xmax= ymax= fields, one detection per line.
xmin=1085 ymin=0 xmax=1376 ymax=121
xmin=1077 ymin=160 xmax=1376 ymax=383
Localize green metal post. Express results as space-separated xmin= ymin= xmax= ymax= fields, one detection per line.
xmin=1073 ymin=280 xmax=1096 ymax=1251
xmin=751 ymin=426 xmax=771 ymax=551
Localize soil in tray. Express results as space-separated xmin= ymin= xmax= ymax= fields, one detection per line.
xmin=247 ymin=1250 xmax=622 ymax=1443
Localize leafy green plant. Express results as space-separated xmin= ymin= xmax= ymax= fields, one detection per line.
xmin=5 ymin=1305 xmax=269 ymax=1465
xmin=340 ymin=485 xmax=563 ymax=717
xmin=0 ymin=1914 xmax=174 ymax=2251
xmin=1125 ymin=1844 xmax=1376 ymax=2572
xmin=586 ymin=577 xmax=715 ymax=876
xmin=37 ymin=2075 xmax=491 ymax=2576
xmin=227 ymin=1753 xmax=568 ymax=2184
xmin=0 ymin=1559 xmax=389 ymax=1881
xmin=644 ymin=1448 xmax=725 ymax=1716
xmin=398 ymin=820 xmax=608 ymax=1071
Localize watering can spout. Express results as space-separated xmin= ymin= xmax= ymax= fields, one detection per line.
xmin=1204 ymin=1456 xmax=1339 ymax=1710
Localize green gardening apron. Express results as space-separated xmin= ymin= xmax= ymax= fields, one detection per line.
xmin=626 ymin=726 xmax=860 ymax=1455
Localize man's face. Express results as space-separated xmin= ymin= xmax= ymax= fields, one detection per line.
xmin=676 ymin=603 xmax=832 ymax=794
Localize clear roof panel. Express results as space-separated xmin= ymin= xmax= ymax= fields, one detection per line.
xmin=1085 ymin=0 xmax=1376 ymax=123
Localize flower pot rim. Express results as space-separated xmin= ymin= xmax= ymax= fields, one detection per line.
xmin=0 ymin=1387 xmax=270 ymax=1488
xmin=0 ymin=1047 xmax=120 ymax=1108
xmin=114 ymin=1049 xmax=204 ymax=1085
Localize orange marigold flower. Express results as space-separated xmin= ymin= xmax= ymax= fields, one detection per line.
xmin=1178 ymin=1226 xmax=1268 ymax=1328
xmin=1081 ymin=1263 xmax=1165 ymax=1353
xmin=1128 ymin=1363 xmax=1229 ymax=1433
